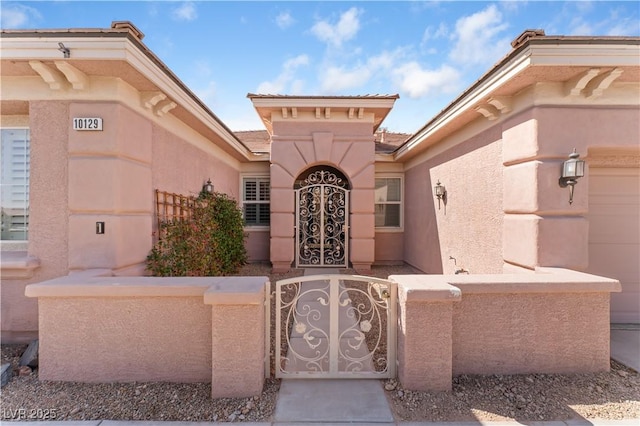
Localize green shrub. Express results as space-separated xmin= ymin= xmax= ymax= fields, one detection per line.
xmin=146 ymin=191 xmax=248 ymax=276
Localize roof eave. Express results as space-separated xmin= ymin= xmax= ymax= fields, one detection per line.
xmin=1 ymin=29 xmax=254 ymax=161
xmin=394 ymin=36 xmax=640 ymax=160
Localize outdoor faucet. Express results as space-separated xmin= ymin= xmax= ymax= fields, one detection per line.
xmin=450 ymin=256 xmax=469 ymax=274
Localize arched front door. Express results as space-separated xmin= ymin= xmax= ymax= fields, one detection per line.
xmin=295 ymin=167 xmax=349 ymax=268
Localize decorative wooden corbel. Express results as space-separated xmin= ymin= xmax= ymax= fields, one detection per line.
xmin=487 ymin=96 xmax=512 ymax=114
xmin=141 ymin=91 xmax=167 ymax=110
xmin=584 ymin=68 xmax=624 ymax=99
xmin=564 ymin=68 xmax=600 ymax=97
xmin=54 ymin=61 xmax=88 ymax=90
xmin=154 ymin=99 xmax=177 ymax=116
xmin=475 ymin=104 xmax=500 ymax=121
xmin=29 ymin=61 xmax=67 ymax=90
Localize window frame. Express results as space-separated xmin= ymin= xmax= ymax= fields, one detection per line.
xmin=240 ymin=174 xmax=270 ymax=230
xmin=374 ymin=174 xmax=404 ymax=232
xmin=1 ymin=127 xmax=30 ymax=244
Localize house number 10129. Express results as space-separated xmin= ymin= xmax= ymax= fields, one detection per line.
xmin=73 ymin=117 xmax=103 ymax=131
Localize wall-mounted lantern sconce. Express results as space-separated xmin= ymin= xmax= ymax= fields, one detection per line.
xmin=559 ymin=148 xmax=585 ymax=205
xmin=203 ymin=179 xmax=214 ymax=194
xmin=434 ymin=180 xmax=447 ymax=210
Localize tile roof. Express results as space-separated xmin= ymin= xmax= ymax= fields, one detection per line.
xmin=233 ymin=129 xmax=410 ymax=155
xmin=246 ymin=94 xmax=400 ymax=100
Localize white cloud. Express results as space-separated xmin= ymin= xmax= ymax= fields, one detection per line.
xmin=607 ymin=18 xmax=640 ymax=36
xmin=319 ymin=49 xmax=406 ymax=93
xmin=422 ymin=22 xmax=448 ymax=43
xmin=449 ymin=4 xmax=510 ymax=66
xmin=172 ymin=2 xmax=197 ymax=22
xmin=256 ymin=54 xmax=310 ymax=94
xmin=0 ymin=3 xmax=41 ymax=28
xmin=500 ymin=1 xmax=528 ymax=13
xmin=196 ymin=81 xmax=217 ymax=108
xmin=392 ymin=62 xmax=461 ymax=99
xmin=569 ymin=20 xmax=593 ymax=36
xmin=310 ymin=7 xmax=362 ymax=47
xmin=320 ymin=65 xmax=371 ymax=92
xmin=276 ymin=11 xmax=294 ymax=29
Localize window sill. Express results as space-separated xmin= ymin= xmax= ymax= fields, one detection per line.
xmin=0 ymin=251 xmax=40 ymax=279
xmin=375 ymin=228 xmax=404 ymax=233
xmin=244 ymin=226 xmax=270 ymax=232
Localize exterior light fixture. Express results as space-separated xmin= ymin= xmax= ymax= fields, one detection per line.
xmin=58 ymin=42 xmax=70 ymax=58
xmin=203 ymin=179 xmax=214 ymax=194
xmin=434 ymin=180 xmax=447 ymax=210
xmin=559 ymin=148 xmax=585 ymax=205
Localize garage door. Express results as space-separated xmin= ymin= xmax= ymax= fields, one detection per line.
xmin=587 ymin=168 xmax=640 ymax=324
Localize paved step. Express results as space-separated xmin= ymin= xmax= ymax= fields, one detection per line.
xmin=274 ymin=379 xmax=394 ymax=423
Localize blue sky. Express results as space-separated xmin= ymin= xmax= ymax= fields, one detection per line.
xmin=2 ymin=1 xmax=639 ymax=133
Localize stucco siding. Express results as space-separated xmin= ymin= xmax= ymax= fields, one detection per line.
xmin=151 ymin=125 xmax=240 ymax=199
xmin=404 ymin=126 xmax=503 ymax=274
xmin=374 ymin=232 xmax=405 ymax=265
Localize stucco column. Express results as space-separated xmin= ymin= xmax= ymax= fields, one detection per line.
xmin=269 ymin=162 xmax=295 ymax=273
xmin=67 ymin=102 xmax=153 ymax=274
xmin=391 ymin=275 xmax=461 ymax=392
xmin=204 ymin=278 xmax=267 ymax=398
xmin=502 ymin=110 xmax=588 ymax=271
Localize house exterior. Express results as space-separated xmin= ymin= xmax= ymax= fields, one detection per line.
xmin=1 ymin=23 xmax=638 ymax=343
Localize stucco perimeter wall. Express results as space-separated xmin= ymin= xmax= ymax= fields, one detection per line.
xmin=404 ymin=126 xmax=503 ymax=274
xmin=25 ymin=275 xmax=267 ymax=398
xmin=391 ymin=268 xmax=620 ymax=392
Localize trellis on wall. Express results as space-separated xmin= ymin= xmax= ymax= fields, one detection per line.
xmin=154 ymin=189 xmax=196 ymax=239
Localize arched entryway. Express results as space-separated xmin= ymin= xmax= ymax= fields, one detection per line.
xmin=294 ymin=166 xmax=350 ymax=267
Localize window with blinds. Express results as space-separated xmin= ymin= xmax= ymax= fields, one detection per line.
xmin=1 ymin=129 xmax=30 ymax=241
xmin=375 ymin=177 xmax=402 ymax=229
xmin=242 ymin=177 xmax=270 ymax=227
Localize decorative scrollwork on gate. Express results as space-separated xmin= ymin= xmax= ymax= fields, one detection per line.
xmin=296 ymin=169 xmax=348 ymax=267
xmin=338 ymin=281 xmax=390 ymax=373
xmin=275 ymin=275 xmax=397 ymax=379
xmin=299 ymin=170 xmax=349 ymax=189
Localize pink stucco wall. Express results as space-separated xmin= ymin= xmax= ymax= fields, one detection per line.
xmin=404 ymin=127 xmax=503 ymax=274
xmin=374 ymin=232 xmax=405 ymax=265
xmin=245 ymin=230 xmax=270 ymax=262
xmin=503 ymin=106 xmax=640 ymax=272
xmin=1 ymin=101 xmax=71 ymax=342
xmin=2 ymin=100 xmax=244 ymax=341
xmin=151 ymin=125 xmax=239 ymax=199
xmin=38 ymin=296 xmax=212 ymax=382
xmin=392 ymin=269 xmax=620 ymax=391
xmin=67 ymin=102 xmax=152 ymax=275
xmin=26 ymin=276 xmax=267 ymax=396
xmin=452 ymin=291 xmax=610 ymax=374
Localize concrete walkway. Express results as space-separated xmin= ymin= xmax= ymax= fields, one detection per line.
xmin=610 ymin=324 xmax=640 ymax=372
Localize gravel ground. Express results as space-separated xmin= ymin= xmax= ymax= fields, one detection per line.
xmin=2 ymin=263 xmax=639 ymax=422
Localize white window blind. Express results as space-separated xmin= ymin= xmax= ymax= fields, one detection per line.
xmin=1 ymin=129 xmax=30 ymax=240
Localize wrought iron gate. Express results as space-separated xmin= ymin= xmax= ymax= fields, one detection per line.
xmin=275 ymin=274 xmax=397 ymax=379
xmin=295 ymin=170 xmax=349 ymax=268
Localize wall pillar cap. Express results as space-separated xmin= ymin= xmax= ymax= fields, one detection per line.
xmin=203 ymin=277 xmax=269 ymax=305
xmin=390 ymin=274 xmax=462 ymax=302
